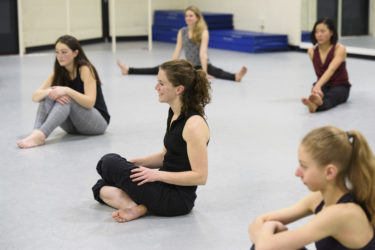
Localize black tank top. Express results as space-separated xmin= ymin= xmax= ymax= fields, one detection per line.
xmin=69 ymin=67 xmax=110 ymax=124
xmin=314 ymin=193 xmax=375 ymax=250
xmin=160 ymin=108 xmax=205 ymax=202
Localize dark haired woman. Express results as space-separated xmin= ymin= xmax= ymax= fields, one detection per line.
xmin=117 ymin=5 xmax=247 ymax=82
xmin=92 ymin=59 xmax=211 ymax=222
xmin=17 ymin=35 xmax=110 ymax=148
xmin=302 ymin=18 xmax=351 ymax=113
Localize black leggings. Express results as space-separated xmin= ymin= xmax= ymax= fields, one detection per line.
xmin=92 ymin=153 xmax=194 ymax=216
xmin=129 ymin=63 xmax=235 ymax=81
xmin=314 ymin=84 xmax=350 ymax=112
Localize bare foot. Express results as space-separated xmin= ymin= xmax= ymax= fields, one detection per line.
xmin=309 ymin=93 xmax=323 ymax=106
xmin=17 ymin=129 xmax=46 ymax=149
xmin=302 ymin=97 xmax=318 ymax=113
xmin=235 ymin=66 xmax=247 ymax=82
xmin=112 ymin=205 xmax=147 ymax=223
xmin=117 ymin=59 xmax=129 ymax=75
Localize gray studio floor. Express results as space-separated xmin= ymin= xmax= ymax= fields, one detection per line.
xmin=1 ymin=41 xmax=375 ymax=250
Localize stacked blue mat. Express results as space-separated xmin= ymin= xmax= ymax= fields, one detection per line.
xmin=152 ymin=10 xmax=289 ymax=53
xmin=301 ymin=31 xmax=311 ymax=42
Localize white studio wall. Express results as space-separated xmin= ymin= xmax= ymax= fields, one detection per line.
xmin=301 ymin=0 xmax=317 ymax=31
xmin=370 ymin=0 xmax=375 ymax=36
xmin=20 ymin=0 xmax=102 ymax=49
xmin=109 ymin=0 xmax=184 ymax=37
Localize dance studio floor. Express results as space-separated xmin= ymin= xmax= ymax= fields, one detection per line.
xmin=1 ymin=41 xmax=375 ymax=250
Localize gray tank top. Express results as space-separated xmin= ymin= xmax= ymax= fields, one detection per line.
xmin=181 ymin=27 xmax=206 ymax=66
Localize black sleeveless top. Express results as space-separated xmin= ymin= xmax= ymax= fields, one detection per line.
xmin=160 ymin=108 xmax=205 ymax=202
xmin=69 ymin=67 xmax=110 ymax=124
xmin=314 ymin=193 xmax=375 ymax=250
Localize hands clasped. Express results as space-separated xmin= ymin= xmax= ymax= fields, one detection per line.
xmin=130 ymin=167 xmax=160 ymax=186
xmin=48 ymin=86 xmax=71 ymax=104
xmin=262 ymin=221 xmax=288 ymax=234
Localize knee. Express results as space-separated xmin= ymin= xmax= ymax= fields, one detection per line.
xmin=54 ymin=100 xmax=71 ymax=112
xmin=96 ymin=153 xmax=122 ymax=175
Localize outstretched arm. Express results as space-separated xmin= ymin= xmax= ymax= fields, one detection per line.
xmin=249 ymin=192 xmax=321 ymax=243
xmin=130 ymin=115 xmax=210 ymax=186
xmin=253 ymin=202 xmax=361 ymax=250
xmin=199 ymin=29 xmax=209 ymax=74
xmin=171 ymin=30 xmax=183 ymax=60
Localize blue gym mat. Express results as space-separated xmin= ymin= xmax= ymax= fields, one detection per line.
xmin=209 ymin=30 xmax=289 ymax=53
xmin=301 ymin=31 xmax=311 ymax=42
xmin=152 ymin=10 xmax=289 ymax=53
xmin=154 ymin=10 xmax=233 ymax=28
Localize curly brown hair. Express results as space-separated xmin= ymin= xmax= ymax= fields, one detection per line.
xmin=160 ymin=59 xmax=211 ymax=117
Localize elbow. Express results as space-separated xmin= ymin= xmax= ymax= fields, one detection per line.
xmin=85 ymin=99 xmax=95 ymax=109
xmin=32 ymin=94 xmax=41 ymax=102
xmin=198 ymin=175 xmax=207 ymax=185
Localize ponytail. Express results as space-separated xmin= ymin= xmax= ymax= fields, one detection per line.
xmin=182 ymin=68 xmax=211 ymax=116
xmin=302 ymin=126 xmax=375 ymax=225
xmin=160 ymin=59 xmax=211 ymax=117
xmin=347 ymin=130 xmax=375 ymax=225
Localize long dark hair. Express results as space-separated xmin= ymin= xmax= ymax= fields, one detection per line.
xmin=160 ymin=59 xmax=211 ymax=117
xmin=310 ymin=18 xmax=338 ymax=45
xmin=302 ymin=126 xmax=375 ymax=225
xmin=52 ymin=35 xmax=102 ymax=86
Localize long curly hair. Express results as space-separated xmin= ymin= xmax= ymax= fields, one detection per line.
xmin=160 ymin=59 xmax=211 ymax=117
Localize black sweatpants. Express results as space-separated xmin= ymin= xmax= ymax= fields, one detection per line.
xmin=314 ymin=84 xmax=350 ymax=112
xmin=129 ymin=63 xmax=235 ymax=81
xmin=92 ymin=153 xmax=194 ymax=216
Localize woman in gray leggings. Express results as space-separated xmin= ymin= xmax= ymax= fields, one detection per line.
xmin=17 ymin=35 xmax=110 ymax=149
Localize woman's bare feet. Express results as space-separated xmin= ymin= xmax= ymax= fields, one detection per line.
xmin=309 ymin=93 xmax=323 ymax=106
xmin=117 ymin=59 xmax=129 ymax=75
xmin=112 ymin=205 xmax=147 ymax=223
xmin=17 ymin=129 xmax=46 ymax=149
xmin=302 ymin=97 xmax=318 ymax=113
xmin=235 ymin=66 xmax=247 ymax=82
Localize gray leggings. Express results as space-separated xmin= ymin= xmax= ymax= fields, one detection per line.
xmin=34 ymin=97 xmax=108 ymax=137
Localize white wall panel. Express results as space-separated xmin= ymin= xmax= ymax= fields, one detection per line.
xmin=21 ymin=0 xmax=102 ymax=48
xmin=22 ymin=0 xmax=66 ymax=47
xmin=70 ymin=0 xmax=102 ymax=40
xmin=109 ymin=0 xmax=184 ymax=36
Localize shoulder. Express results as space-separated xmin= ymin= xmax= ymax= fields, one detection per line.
xmin=183 ymin=115 xmax=209 ymax=142
xmin=314 ymin=202 xmax=364 ymax=230
xmin=79 ymin=65 xmax=96 ymax=80
xmin=334 ymin=43 xmax=347 ymax=55
xmin=307 ymin=46 xmax=316 ymax=59
xmin=79 ymin=65 xmax=91 ymax=74
xmin=185 ymin=115 xmax=208 ymax=131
